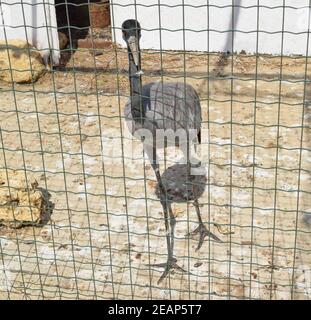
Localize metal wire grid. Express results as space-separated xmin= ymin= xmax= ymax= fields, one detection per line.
xmin=0 ymin=0 xmax=310 ymax=299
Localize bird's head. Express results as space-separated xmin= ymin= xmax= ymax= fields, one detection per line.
xmin=122 ymin=19 xmax=143 ymax=75
xmin=122 ymin=19 xmax=141 ymax=41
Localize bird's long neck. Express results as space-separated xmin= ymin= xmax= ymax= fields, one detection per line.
xmin=128 ymin=51 xmax=144 ymax=122
xmin=129 ymin=57 xmax=141 ymax=96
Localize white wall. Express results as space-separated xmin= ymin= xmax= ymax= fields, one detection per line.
xmin=0 ymin=0 xmax=59 ymax=64
xmin=111 ymin=0 xmax=311 ymax=55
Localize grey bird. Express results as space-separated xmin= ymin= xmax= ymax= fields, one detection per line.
xmin=122 ymin=19 xmax=222 ymax=284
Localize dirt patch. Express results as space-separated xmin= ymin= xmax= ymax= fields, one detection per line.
xmin=0 ymin=48 xmax=310 ymax=300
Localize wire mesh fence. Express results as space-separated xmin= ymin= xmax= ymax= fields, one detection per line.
xmin=0 ymin=0 xmax=310 ymax=300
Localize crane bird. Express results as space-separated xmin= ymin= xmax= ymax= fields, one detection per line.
xmin=122 ymin=19 xmax=222 ymax=283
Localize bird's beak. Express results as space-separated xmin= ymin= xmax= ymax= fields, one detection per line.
xmin=128 ymin=35 xmax=140 ymax=69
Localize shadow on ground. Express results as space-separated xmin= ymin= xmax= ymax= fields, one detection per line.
xmin=155 ymin=163 xmax=207 ymax=203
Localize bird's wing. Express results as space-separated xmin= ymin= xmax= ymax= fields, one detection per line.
xmin=145 ymin=82 xmax=201 ymax=131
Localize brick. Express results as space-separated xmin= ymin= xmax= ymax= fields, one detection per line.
xmin=89 ymin=2 xmax=110 ymax=28
xmin=77 ymin=38 xmax=113 ymax=49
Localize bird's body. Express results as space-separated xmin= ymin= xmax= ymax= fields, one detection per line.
xmin=124 ymin=81 xmax=201 ymax=137
xmin=125 ymin=80 xmax=202 ymax=166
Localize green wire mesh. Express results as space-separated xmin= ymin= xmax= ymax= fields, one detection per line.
xmin=0 ymin=0 xmax=310 ymax=300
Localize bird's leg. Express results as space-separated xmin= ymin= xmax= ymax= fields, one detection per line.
xmin=144 ymin=144 xmax=188 ymax=284
xmin=150 ymin=167 xmax=188 ymax=284
xmin=186 ymin=199 xmax=223 ymax=251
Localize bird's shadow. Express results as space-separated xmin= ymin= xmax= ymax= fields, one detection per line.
xmin=155 ymin=164 xmax=207 ymax=203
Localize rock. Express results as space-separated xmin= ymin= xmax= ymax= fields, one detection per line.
xmin=0 ymin=39 xmax=46 ymax=83
xmin=58 ymin=32 xmax=68 ymax=50
xmin=0 ymin=170 xmax=50 ymax=228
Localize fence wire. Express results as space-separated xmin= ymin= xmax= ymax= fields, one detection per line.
xmin=0 ymin=0 xmax=310 ymax=300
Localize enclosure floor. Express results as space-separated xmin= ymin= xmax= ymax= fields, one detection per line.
xmin=0 ymin=50 xmax=310 ymax=300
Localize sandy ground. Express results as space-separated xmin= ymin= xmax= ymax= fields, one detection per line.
xmin=0 ymin=47 xmax=310 ymax=300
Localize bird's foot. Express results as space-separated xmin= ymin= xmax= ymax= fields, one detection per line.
xmin=186 ymin=223 xmax=222 ymax=251
xmin=147 ymin=257 xmax=189 ymax=284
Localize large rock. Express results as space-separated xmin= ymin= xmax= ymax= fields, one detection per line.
xmin=0 ymin=39 xmax=46 ymax=83
xmin=0 ymin=170 xmax=50 ymax=228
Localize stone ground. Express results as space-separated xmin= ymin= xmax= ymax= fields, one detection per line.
xmin=0 ymin=48 xmax=310 ymax=299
